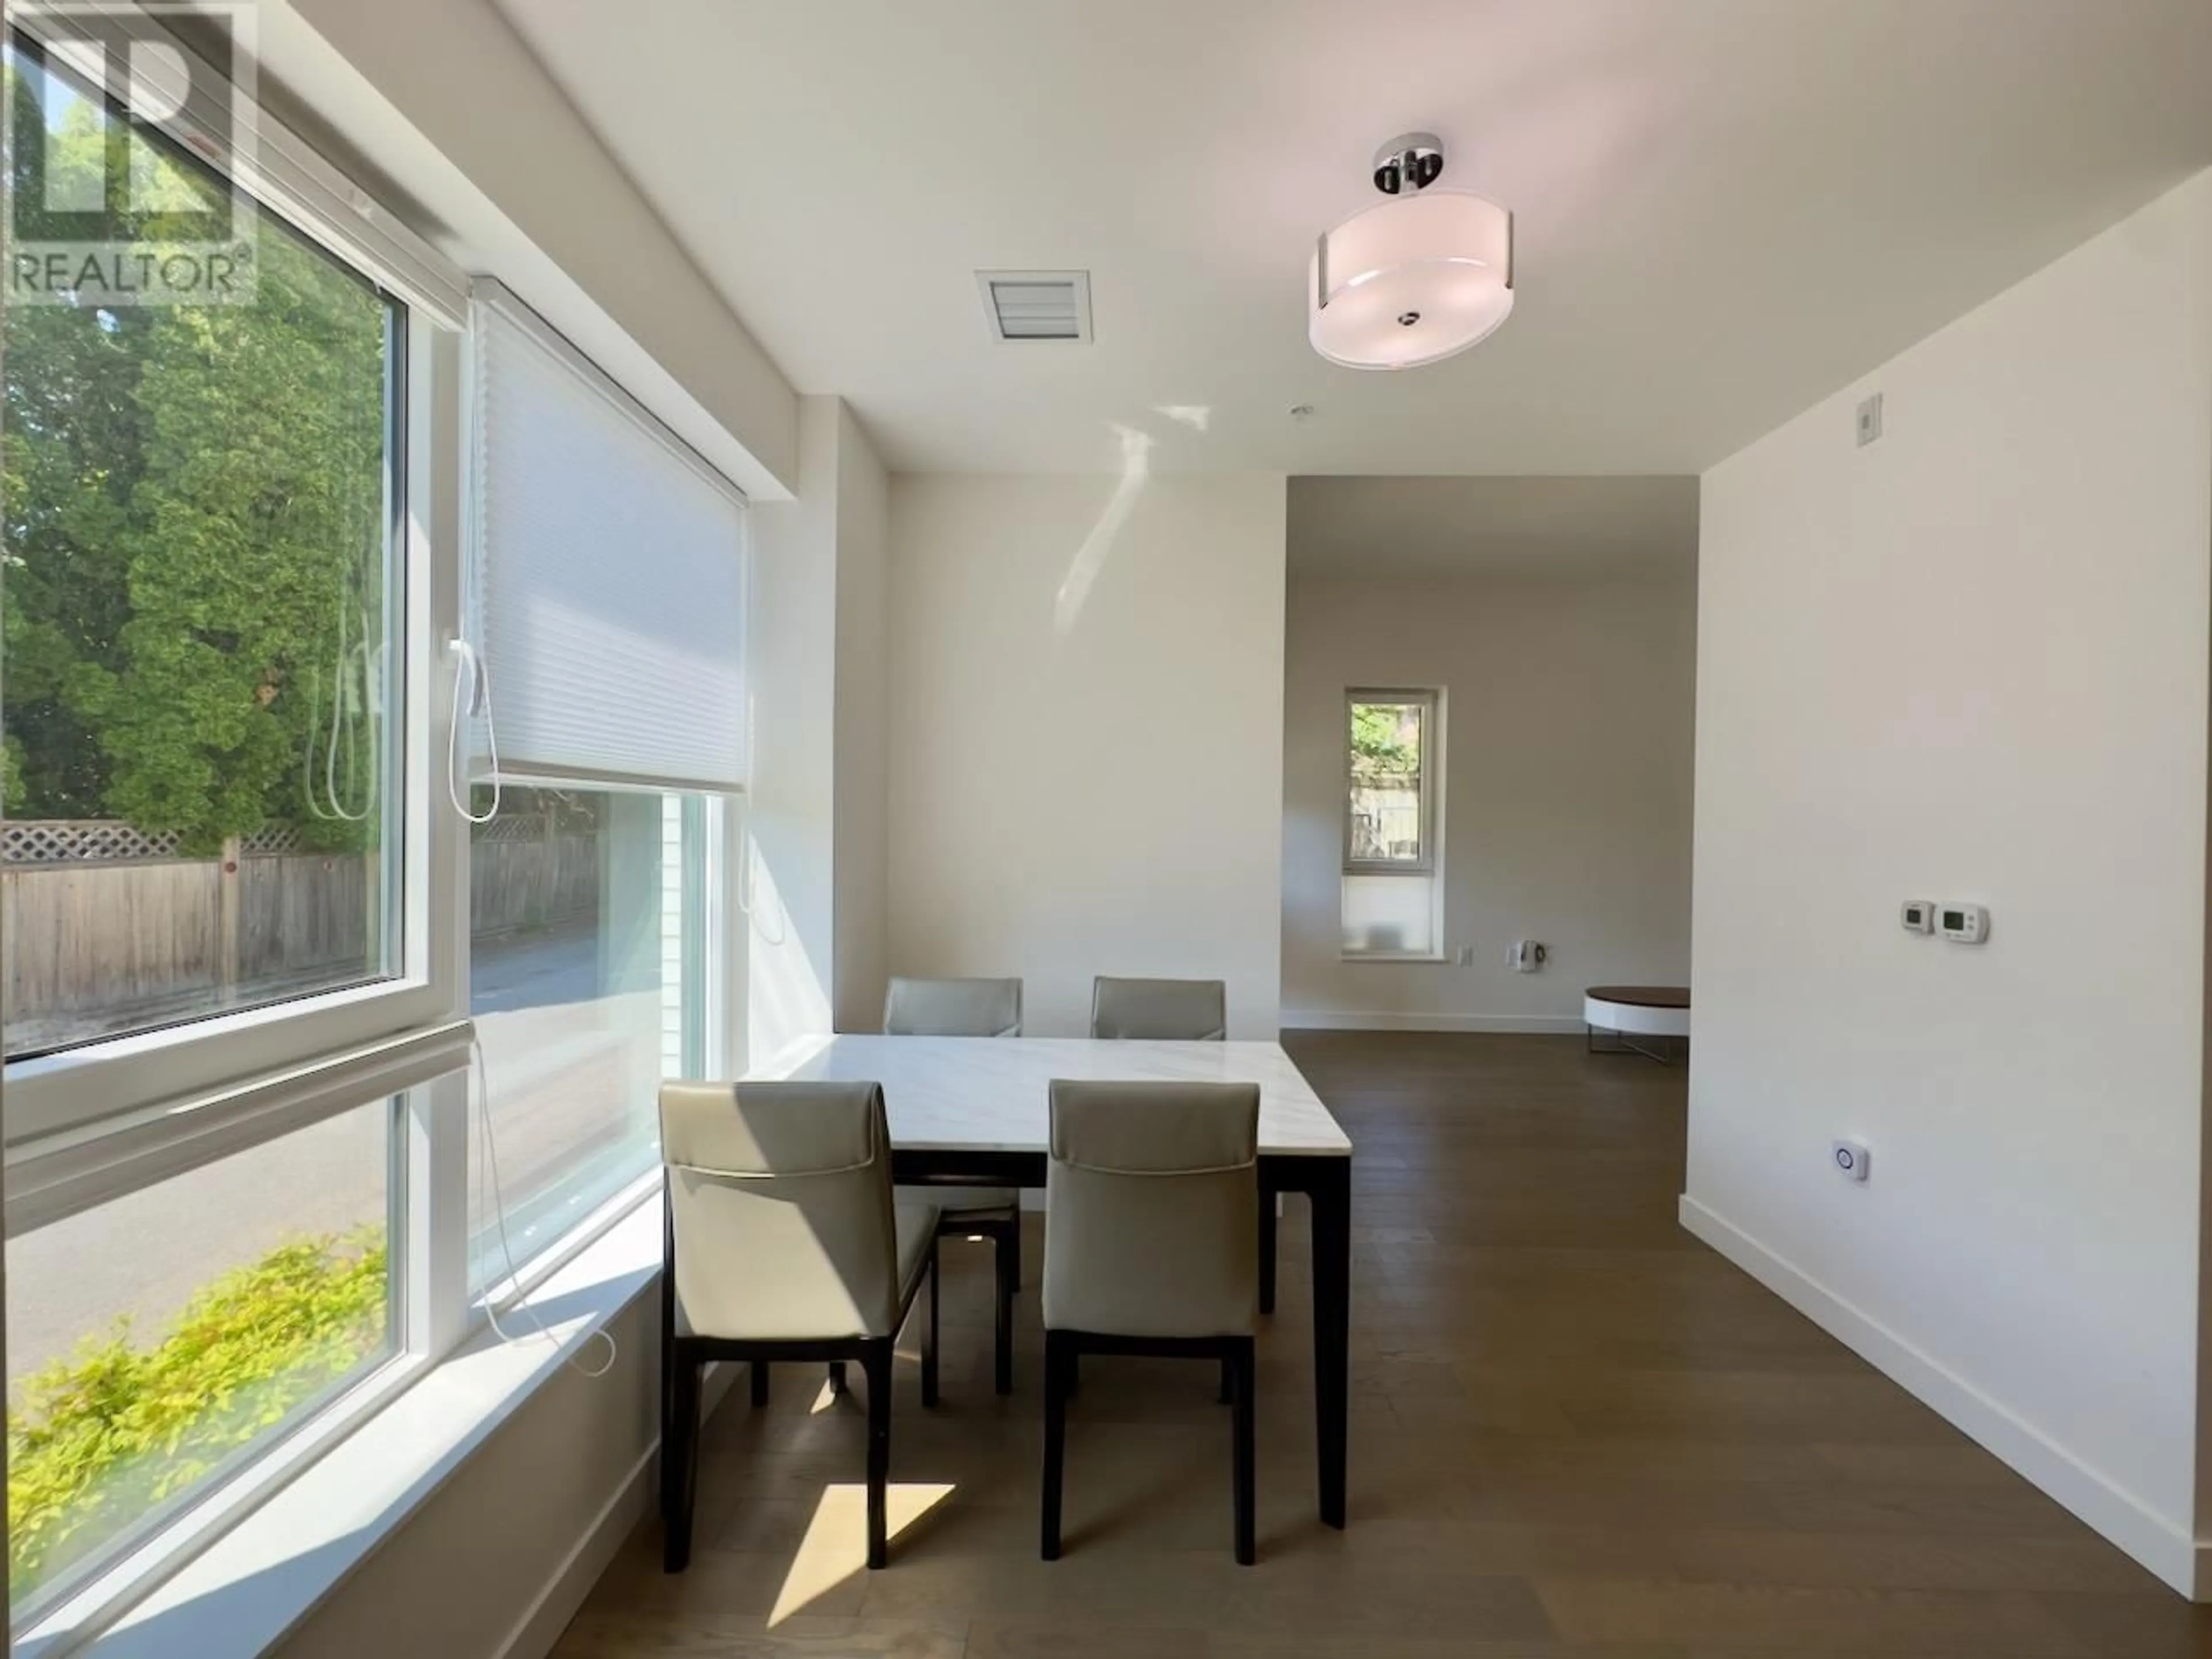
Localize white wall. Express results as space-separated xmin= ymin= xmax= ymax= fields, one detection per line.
xmin=744 ymin=406 xmax=838 ymax=1065
xmin=1687 ymin=167 xmax=2212 ymax=1594
xmin=1282 ymin=565 xmax=1696 ymax=1029
xmin=745 ymin=396 xmax=892 ymax=1066
xmin=887 ymin=474 xmax=1288 ymax=1037
xmin=269 ymin=1291 xmax=661 ymax=1659
xmin=832 ymin=407 xmax=893 ymax=1033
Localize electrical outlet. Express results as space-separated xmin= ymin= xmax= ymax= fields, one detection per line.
xmin=1855 ymin=392 xmax=1883 ymax=447
xmin=1830 ymin=1139 xmax=1871 ymax=1183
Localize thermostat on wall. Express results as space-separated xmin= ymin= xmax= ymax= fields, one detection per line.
xmin=1900 ymin=899 xmax=1934 ymax=934
xmin=1939 ymin=903 xmax=1990 ymax=944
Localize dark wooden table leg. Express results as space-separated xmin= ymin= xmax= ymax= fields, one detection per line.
xmin=1259 ymin=1169 xmax=1279 ymax=1316
xmin=659 ymin=1185 xmax=677 ymax=1522
xmin=1309 ymin=1156 xmax=1350 ymax=1528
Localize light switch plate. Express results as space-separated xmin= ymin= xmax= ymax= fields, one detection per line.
xmin=1856 ymin=392 xmax=1884 ymax=446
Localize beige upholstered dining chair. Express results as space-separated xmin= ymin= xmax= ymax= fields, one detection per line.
xmin=1089 ymin=975 xmax=1228 ymax=1040
xmin=1085 ymin=974 xmax=1278 ymax=1308
xmin=883 ymin=975 xmax=1024 ymax=1395
xmin=883 ymin=975 xmax=1021 ymax=1038
xmin=1039 ymin=1079 xmax=1261 ymax=1565
xmin=658 ymin=1080 xmax=941 ymax=1573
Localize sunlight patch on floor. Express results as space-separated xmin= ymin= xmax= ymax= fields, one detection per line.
xmin=768 ymin=1483 xmax=956 ymax=1626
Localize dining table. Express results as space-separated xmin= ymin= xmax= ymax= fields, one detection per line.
xmin=746 ymin=1033 xmax=1355 ymax=1528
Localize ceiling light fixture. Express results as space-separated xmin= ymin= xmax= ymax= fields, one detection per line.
xmin=1309 ymin=132 xmax=1513 ymax=370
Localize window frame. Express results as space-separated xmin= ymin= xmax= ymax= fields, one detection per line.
xmin=1342 ymin=687 xmax=1442 ymax=877
xmin=0 ymin=5 xmax=471 ymax=1150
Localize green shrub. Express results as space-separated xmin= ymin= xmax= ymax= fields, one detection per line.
xmin=6 ymin=1229 xmax=388 ymax=1603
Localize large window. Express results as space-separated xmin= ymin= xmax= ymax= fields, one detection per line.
xmin=468 ymin=786 xmax=711 ymax=1291
xmin=5 ymin=1096 xmax=403 ymax=1620
xmin=0 ymin=7 xmax=741 ymax=1643
xmin=1 ymin=39 xmax=404 ymax=1062
xmin=0 ymin=10 xmax=471 ymax=1646
xmin=1342 ymin=689 xmax=1444 ymax=958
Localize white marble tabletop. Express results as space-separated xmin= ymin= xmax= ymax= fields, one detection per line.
xmin=745 ymin=1036 xmax=1352 ymax=1157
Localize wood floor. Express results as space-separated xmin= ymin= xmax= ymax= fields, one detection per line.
xmin=557 ymin=1032 xmax=2211 ymax=1658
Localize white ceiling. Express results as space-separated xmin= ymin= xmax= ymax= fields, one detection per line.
xmin=495 ymin=0 xmax=2212 ymax=477
xmin=1289 ymin=476 xmax=1698 ymax=575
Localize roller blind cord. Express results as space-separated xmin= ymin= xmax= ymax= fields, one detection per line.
xmin=471 ymin=1036 xmax=619 ymax=1378
xmin=733 ymin=840 xmax=785 ymax=944
xmin=450 ymin=647 xmax=615 ymax=1377
xmin=445 ymin=638 xmax=503 ymax=825
xmin=304 ymin=597 xmax=380 ymax=824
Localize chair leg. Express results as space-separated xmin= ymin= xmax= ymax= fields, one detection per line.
xmin=827 ymin=1361 xmax=847 ymax=1398
xmin=994 ymin=1226 xmax=1016 ymax=1396
xmin=862 ymin=1340 xmax=893 ymax=1569
xmin=662 ymin=1354 xmax=703 ymax=1573
xmin=750 ymin=1359 xmax=770 ymax=1408
xmin=922 ymin=1244 xmax=942 ymax=1409
xmin=1008 ymin=1210 xmax=1024 ymax=1294
xmin=1229 ymin=1337 xmax=1256 ymax=1566
xmin=1041 ymin=1331 xmax=1070 ymax=1561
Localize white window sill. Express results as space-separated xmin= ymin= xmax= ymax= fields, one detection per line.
xmin=1341 ymin=951 xmax=1450 ymax=964
xmin=78 ymin=1188 xmax=665 ymax=1659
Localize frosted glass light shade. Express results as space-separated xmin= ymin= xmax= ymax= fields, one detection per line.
xmin=1309 ymin=190 xmax=1514 ymax=370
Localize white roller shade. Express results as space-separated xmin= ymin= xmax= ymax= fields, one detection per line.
xmin=469 ymin=281 xmax=747 ymax=792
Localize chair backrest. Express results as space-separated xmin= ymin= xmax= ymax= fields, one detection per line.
xmin=1043 ymin=1080 xmax=1260 ymax=1338
xmin=1089 ymin=976 xmax=1226 ymax=1041
xmin=660 ymin=1080 xmax=902 ymax=1342
xmin=883 ymin=975 xmax=1022 ymax=1037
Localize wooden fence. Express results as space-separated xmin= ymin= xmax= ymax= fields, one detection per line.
xmin=469 ymin=815 xmax=601 ymax=940
xmin=2 ymin=817 xmax=599 ymax=1053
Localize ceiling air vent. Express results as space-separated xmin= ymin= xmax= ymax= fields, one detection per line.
xmin=978 ymin=270 xmax=1092 ymax=343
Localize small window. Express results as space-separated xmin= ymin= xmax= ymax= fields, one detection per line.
xmin=1345 ymin=691 xmax=1437 ymax=873
xmin=1342 ymin=690 xmax=1444 ymax=957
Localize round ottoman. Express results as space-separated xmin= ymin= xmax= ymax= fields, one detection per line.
xmin=1584 ymin=984 xmax=1690 ymax=1064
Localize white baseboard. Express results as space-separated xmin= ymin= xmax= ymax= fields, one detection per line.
xmin=1280 ymin=1010 xmax=1585 ymax=1034
xmin=494 ymin=1445 xmax=652 ymax=1659
xmin=498 ymin=1362 xmax=747 ymax=1659
xmin=1679 ymin=1194 xmax=2204 ymax=1600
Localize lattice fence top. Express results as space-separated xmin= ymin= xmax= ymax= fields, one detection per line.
xmin=6 ymin=815 xmax=561 ymax=863
xmin=2 ymin=821 xmax=332 ymax=863
xmin=240 ymin=823 xmax=306 ymax=855
xmin=472 ymin=813 xmax=550 ymax=844
xmin=2 ymin=820 xmax=185 ymax=865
